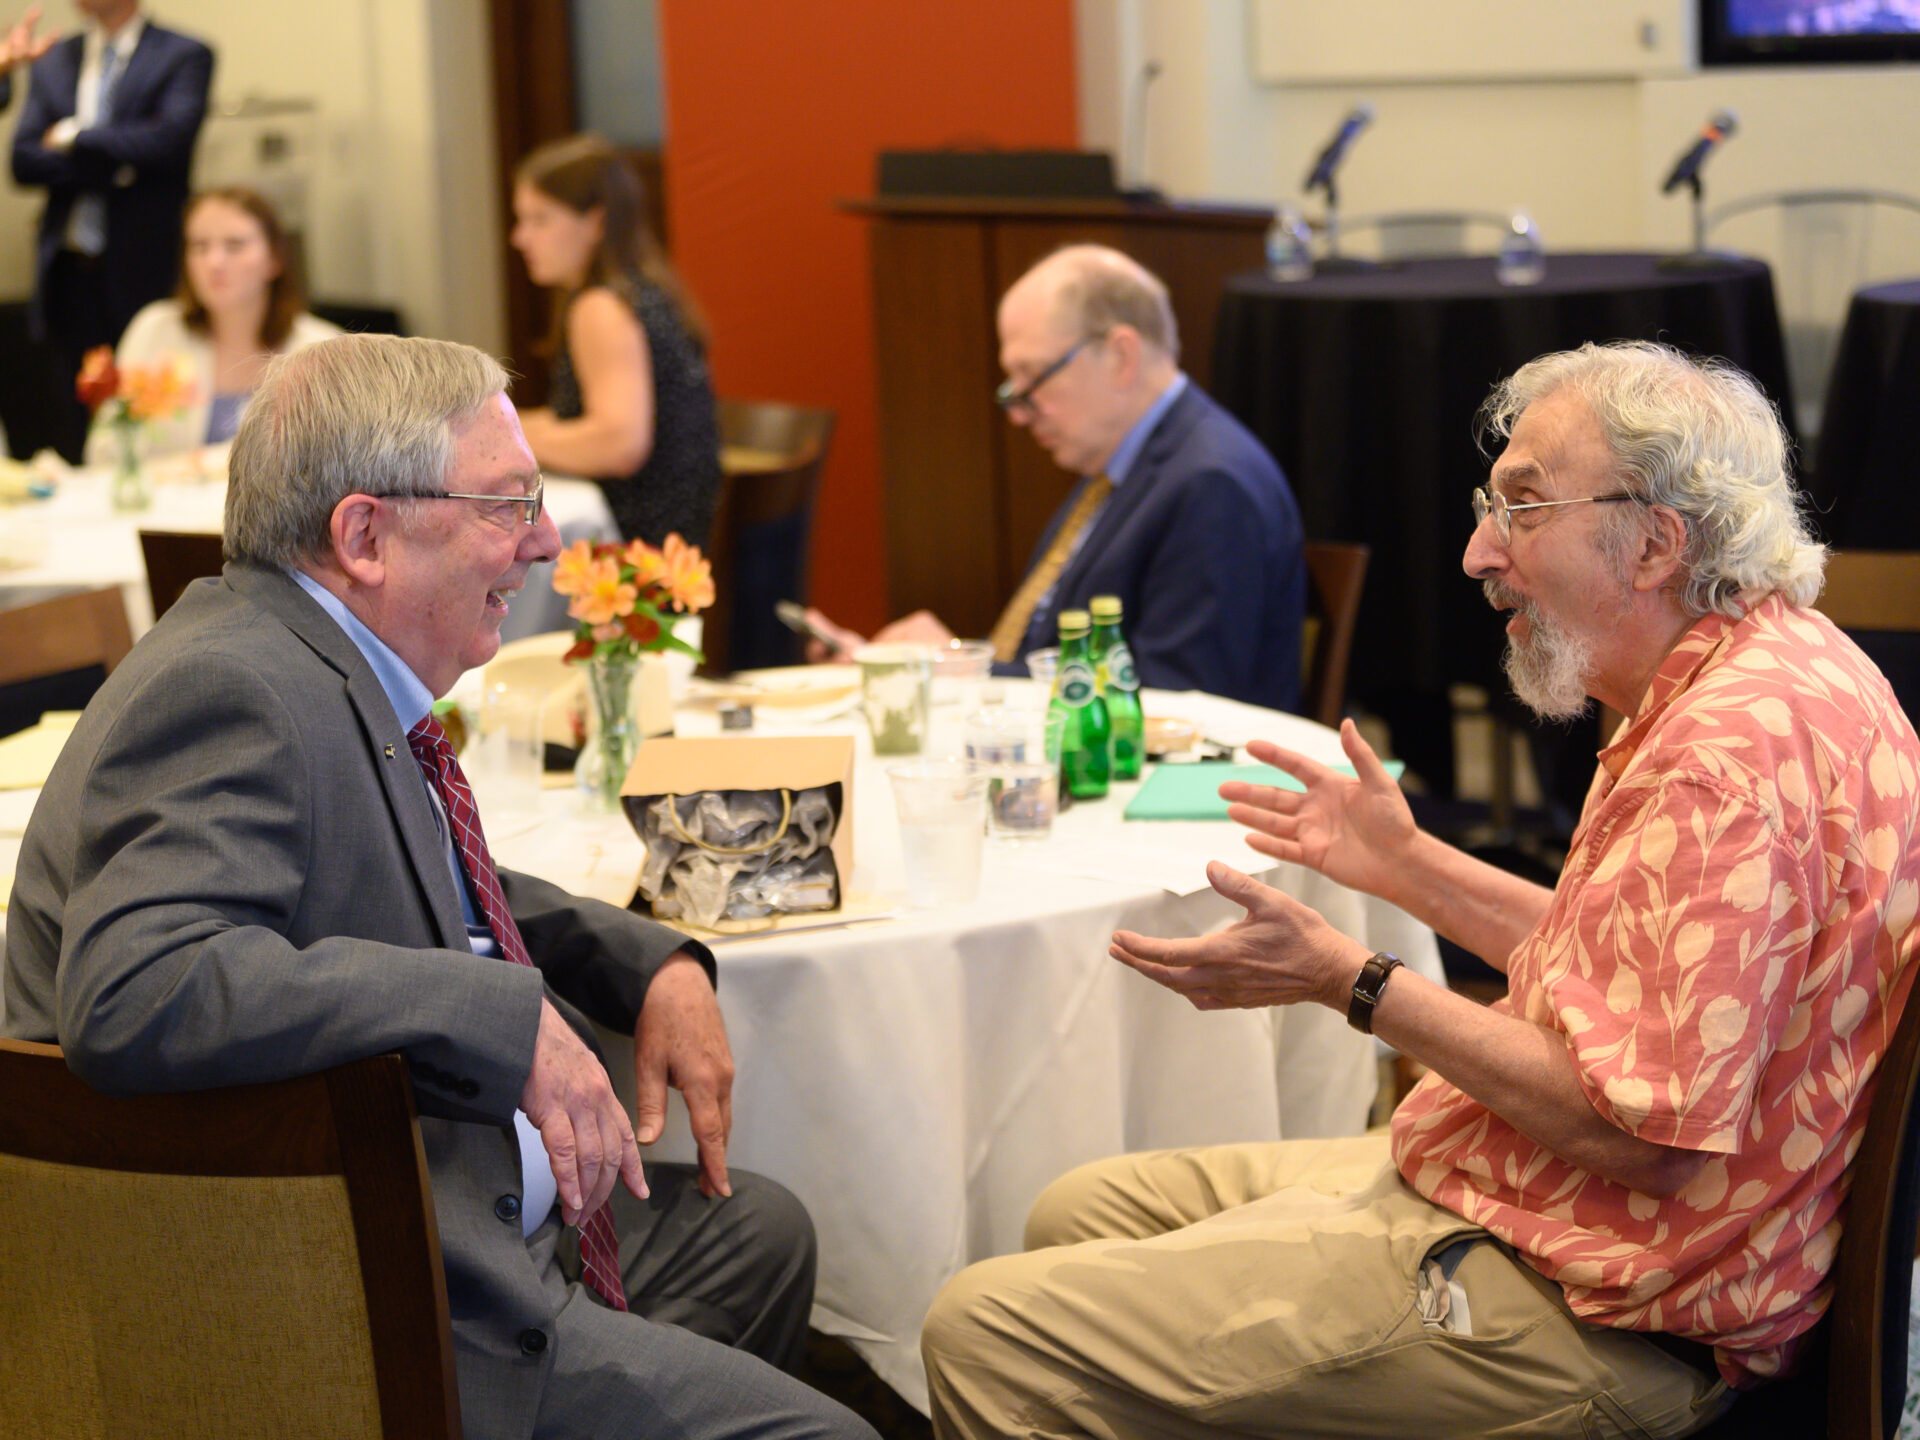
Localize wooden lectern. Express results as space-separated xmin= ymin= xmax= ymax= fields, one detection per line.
xmin=844 ymin=197 xmax=1272 ymax=640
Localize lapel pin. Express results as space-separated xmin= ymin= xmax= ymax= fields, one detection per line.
xmin=385 ymin=744 xmax=395 ymax=758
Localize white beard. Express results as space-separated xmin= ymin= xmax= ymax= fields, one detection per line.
xmin=1485 ymin=580 xmax=1596 ymax=722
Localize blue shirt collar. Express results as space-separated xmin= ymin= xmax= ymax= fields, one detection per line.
xmin=1101 ymin=373 xmax=1188 ymax=488
xmin=289 ymin=568 xmax=436 ymax=732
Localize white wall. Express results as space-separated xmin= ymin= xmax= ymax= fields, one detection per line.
xmin=1085 ymin=0 xmax=1920 ymax=426
xmin=0 ymin=0 xmax=504 ymax=352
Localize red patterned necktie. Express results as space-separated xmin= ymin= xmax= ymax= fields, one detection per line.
xmin=406 ymin=714 xmax=628 ymax=1312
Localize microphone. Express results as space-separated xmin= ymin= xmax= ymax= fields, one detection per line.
xmin=1661 ymin=110 xmax=1738 ymax=195
xmin=1303 ymin=104 xmax=1374 ymax=196
xmin=1122 ymin=61 xmax=1163 ymax=200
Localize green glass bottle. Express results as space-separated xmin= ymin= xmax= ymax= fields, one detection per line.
xmin=1049 ymin=609 xmax=1111 ymax=799
xmin=1088 ymin=595 xmax=1144 ymax=781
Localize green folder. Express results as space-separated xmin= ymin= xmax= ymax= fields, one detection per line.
xmin=1122 ymin=760 xmax=1404 ymax=821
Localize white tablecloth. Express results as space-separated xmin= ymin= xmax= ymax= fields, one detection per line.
xmin=478 ymin=683 xmax=1442 ymax=1410
xmin=0 ymin=464 xmax=616 ymax=641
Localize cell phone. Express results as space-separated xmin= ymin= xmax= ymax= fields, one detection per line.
xmin=775 ymin=599 xmax=843 ymax=651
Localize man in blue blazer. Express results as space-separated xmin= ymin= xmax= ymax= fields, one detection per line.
xmin=810 ymin=246 xmax=1306 ymax=713
xmin=10 ymin=0 xmax=213 ymax=460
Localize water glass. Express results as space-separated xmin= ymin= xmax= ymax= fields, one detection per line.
xmin=886 ymin=759 xmax=990 ymax=906
xmin=1023 ymin=646 xmax=1061 ymax=688
xmin=930 ymin=638 xmax=996 ymax=711
xmin=964 ymin=709 xmax=1062 ymax=842
xmin=856 ymin=643 xmax=934 ymax=755
xmin=469 ymin=682 xmax=545 ymax=815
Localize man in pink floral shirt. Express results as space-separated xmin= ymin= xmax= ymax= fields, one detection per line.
xmin=921 ymin=341 xmax=1920 ymax=1440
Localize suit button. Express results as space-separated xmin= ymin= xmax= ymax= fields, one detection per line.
xmin=458 ymin=1079 xmax=480 ymax=1099
xmin=518 ymin=1328 xmax=547 ymax=1357
xmin=495 ymin=1194 xmax=521 ymax=1223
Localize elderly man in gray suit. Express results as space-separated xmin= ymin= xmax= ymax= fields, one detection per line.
xmin=3 ymin=334 xmax=877 ymax=1440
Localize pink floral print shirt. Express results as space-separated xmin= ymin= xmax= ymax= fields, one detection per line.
xmin=1391 ymin=593 xmax=1920 ymax=1385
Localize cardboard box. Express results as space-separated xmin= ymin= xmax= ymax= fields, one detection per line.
xmin=620 ymin=734 xmax=855 ymax=919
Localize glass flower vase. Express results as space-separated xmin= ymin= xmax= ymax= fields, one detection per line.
xmin=575 ymin=650 xmax=641 ymax=812
xmin=109 ymin=418 xmax=150 ymax=512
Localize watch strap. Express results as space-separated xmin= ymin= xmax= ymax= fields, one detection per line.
xmin=1347 ymin=952 xmax=1403 ymax=1035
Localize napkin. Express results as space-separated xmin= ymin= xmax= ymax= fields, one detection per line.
xmin=1122 ymin=759 xmax=1404 ymax=821
xmin=0 ymin=712 xmax=81 ymax=790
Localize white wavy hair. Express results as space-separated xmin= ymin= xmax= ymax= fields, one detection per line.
xmin=1479 ymin=341 xmax=1825 ymax=618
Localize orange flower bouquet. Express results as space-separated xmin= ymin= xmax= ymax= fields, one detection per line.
xmin=76 ymin=346 xmax=196 ymax=512
xmin=549 ymin=534 xmax=715 ymax=807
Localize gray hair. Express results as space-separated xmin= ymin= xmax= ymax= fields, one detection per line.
xmin=1479 ymin=340 xmax=1824 ymax=617
xmin=1043 ymin=244 xmax=1180 ymax=362
xmin=225 ymin=334 xmax=510 ymax=566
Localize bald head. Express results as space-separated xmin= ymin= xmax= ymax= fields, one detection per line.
xmin=994 ymin=246 xmax=1183 ymax=475
xmin=1003 ymin=245 xmax=1180 ymax=364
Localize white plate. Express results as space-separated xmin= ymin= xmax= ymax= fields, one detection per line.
xmin=690 ymin=664 xmax=860 ymax=707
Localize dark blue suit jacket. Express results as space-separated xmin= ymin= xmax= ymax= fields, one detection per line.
xmin=1004 ymin=382 xmax=1307 ymax=713
xmin=10 ymin=24 xmax=214 ymax=341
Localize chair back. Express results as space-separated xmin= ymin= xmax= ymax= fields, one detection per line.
xmin=1827 ymin=956 xmax=1920 ymax=1440
xmin=138 ymin=529 xmax=226 ymax=623
xmin=1814 ymin=550 xmax=1920 ymax=727
xmin=704 ymin=399 xmax=835 ymax=676
xmin=0 ymin=586 xmax=132 ymax=689
xmin=1707 ymin=191 xmax=1920 ymax=438
xmin=1301 ymin=542 xmax=1369 ymax=728
xmin=0 ymin=1040 xmax=461 ymax=1439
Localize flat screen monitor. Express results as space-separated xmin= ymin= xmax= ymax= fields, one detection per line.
xmin=1701 ymin=0 xmax=1920 ymax=64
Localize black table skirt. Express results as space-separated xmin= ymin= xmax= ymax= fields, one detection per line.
xmin=1212 ymin=252 xmax=1794 ymax=792
xmin=1811 ymin=278 xmax=1920 ymax=549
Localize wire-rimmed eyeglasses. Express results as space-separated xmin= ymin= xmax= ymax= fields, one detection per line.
xmin=372 ymin=474 xmax=546 ymax=525
xmin=995 ymin=336 xmax=1100 ymax=414
xmin=1472 ymin=485 xmax=1634 ymax=545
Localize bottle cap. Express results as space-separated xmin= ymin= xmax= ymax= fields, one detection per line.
xmin=1089 ymin=595 xmax=1122 ymax=620
xmin=1057 ymin=609 xmax=1090 ymax=636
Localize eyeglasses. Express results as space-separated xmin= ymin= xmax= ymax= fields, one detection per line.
xmin=995 ymin=336 xmax=1099 ymax=414
xmin=372 ymin=474 xmax=545 ymax=525
xmin=1472 ymin=485 xmax=1635 ymax=545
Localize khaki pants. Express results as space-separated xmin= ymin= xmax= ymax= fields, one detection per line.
xmin=922 ymin=1136 xmax=1732 ymax=1440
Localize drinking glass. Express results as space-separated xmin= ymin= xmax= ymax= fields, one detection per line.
xmin=886 ymin=759 xmax=990 ymax=906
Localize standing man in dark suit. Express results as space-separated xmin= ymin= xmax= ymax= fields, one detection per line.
xmin=4 ymin=334 xmax=875 ymax=1440
xmin=10 ymin=0 xmax=212 ymax=460
xmin=809 ymin=245 xmax=1306 ymax=713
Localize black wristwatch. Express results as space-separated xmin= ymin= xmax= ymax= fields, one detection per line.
xmin=1347 ymin=952 xmax=1403 ymax=1035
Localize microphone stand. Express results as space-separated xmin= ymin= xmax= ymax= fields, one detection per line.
xmin=1309 ymin=174 xmax=1378 ymax=274
xmin=1657 ymin=172 xmax=1740 ymax=273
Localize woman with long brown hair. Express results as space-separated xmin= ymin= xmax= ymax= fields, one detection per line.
xmin=94 ymin=185 xmax=340 ymax=459
xmin=511 ymin=134 xmax=721 ymax=548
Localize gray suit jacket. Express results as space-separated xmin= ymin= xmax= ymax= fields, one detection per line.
xmin=3 ymin=562 xmax=712 ymax=1439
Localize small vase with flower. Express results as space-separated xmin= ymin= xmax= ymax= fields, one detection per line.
xmin=549 ymin=533 xmax=714 ymax=810
xmin=75 ymin=346 xmax=196 ymax=512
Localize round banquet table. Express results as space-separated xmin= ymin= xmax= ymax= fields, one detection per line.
xmin=1810 ymin=278 xmax=1920 ymax=550
xmin=1211 ymin=251 xmax=1794 ymax=795
xmin=468 ymin=679 xmax=1443 ymax=1412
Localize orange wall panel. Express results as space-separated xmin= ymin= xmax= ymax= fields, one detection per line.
xmin=658 ymin=0 xmax=1078 ymax=633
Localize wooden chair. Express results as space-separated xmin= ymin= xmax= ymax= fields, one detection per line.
xmin=0 ymin=1041 xmax=462 ymax=1439
xmin=1300 ymin=541 xmax=1369 ymax=728
xmin=0 ymin=586 xmax=133 ymax=689
xmin=703 ymin=399 xmax=835 ymax=677
xmin=138 ymin=529 xmax=227 ymax=623
xmin=1815 ymin=550 xmax=1920 ymax=726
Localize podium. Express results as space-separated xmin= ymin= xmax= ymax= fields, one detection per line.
xmin=844 ymin=196 xmax=1272 ymax=638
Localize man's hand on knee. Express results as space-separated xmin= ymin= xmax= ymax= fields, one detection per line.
xmin=523 ymin=997 xmax=647 ymax=1224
